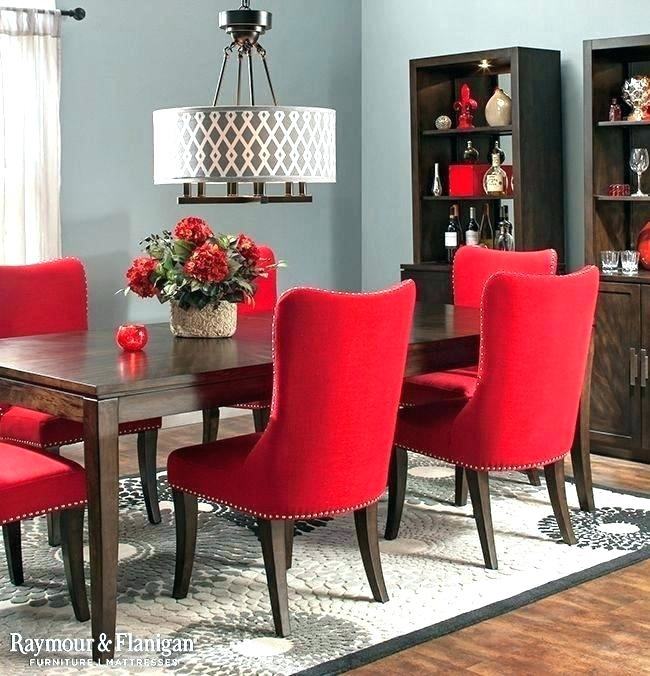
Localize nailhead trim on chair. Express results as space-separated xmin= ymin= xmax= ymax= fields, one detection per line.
xmin=168 ymin=483 xmax=384 ymax=521
xmin=395 ymin=443 xmax=568 ymax=472
xmin=0 ymin=499 xmax=87 ymax=527
xmin=231 ymin=402 xmax=270 ymax=410
xmin=0 ymin=424 xmax=160 ymax=450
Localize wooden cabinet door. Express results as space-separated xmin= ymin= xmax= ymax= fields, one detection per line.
xmin=590 ymin=282 xmax=642 ymax=456
xmin=642 ymin=286 xmax=650 ymax=455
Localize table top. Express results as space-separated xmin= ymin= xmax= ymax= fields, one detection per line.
xmin=0 ymin=303 xmax=480 ymax=398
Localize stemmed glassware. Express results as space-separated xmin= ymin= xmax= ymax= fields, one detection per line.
xmin=629 ymin=148 xmax=649 ymax=197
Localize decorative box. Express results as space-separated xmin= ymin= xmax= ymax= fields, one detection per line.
xmin=449 ymin=163 xmax=514 ymax=197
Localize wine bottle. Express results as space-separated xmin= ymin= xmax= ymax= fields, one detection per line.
xmin=479 ymin=203 xmax=494 ymax=248
xmin=463 ymin=140 xmax=479 ymax=164
xmin=487 ymin=140 xmax=505 ymax=164
xmin=465 ymin=206 xmax=480 ymax=246
xmin=482 ymin=151 xmax=509 ymax=196
xmin=445 ymin=204 xmax=462 ymax=262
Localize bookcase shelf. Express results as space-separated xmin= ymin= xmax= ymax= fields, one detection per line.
xmin=596 ymin=119 xmax=650 ymax=128
xmin=422 ymin=125 xmax=512 ymax=137
xmin=402 ymin=47 xmax=564 ymax=304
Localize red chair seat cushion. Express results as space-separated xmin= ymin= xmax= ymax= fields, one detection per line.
xmin=168 ymin=433 xmax=275 ymax=516
xmin=0 ymin=442 xmax=86 ymax=525
xmin=0 ymin=407 xmax=161 ymax=449
xmin=401 ymin=365 xmax=478 ymax=407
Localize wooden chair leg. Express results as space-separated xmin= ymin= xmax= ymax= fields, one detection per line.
xmin=544 ymin=460 xmax=577 ymax=545
xmin=455 ymin=466 xmax=468 ymax=506
xmin=60 ymin=508 xmax=90 ymax=622
xmin=466 ymin=470 xmax=498 ymax=570
xmin=46 ymin=446 xmax=62 ymax=546
xmin=355 ymin=503 xmax=389 ymax=603
xmin=202 ymin=407 xmax=220 ymax=443
xmin=285 ymin=520 xmax=294 ymax=570
xmin=526 ymin=468 xmax=542 ymax=486
xmin=3 ymin=521 xmax=23 ymax=586
xmin=258 ymin=519 xmax=290 ymax=637
xmin=172 ymin=490 xmax=198 ymax=600
xmin=384 ymin=446 xmax=407 ymax=540
xmin=252 ymin=408 xmax=271 ymax=433
xmin=137 ymin=429 xmax=161 ymax=525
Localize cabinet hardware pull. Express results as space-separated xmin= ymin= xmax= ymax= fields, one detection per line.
xmin=641 ymin=349 xmax=649 ymax=389
xmin=630 ymin=348 xmax=639 ymax=387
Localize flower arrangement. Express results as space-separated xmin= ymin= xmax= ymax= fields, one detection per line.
xmin=123 ymin=217 xmax=279 ymax=312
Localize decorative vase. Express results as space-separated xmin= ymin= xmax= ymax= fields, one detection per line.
xmin=169 ymin=301 xmax=237 ymax=338
xmin=622 ymin=76 xmax=650 ymax=122
xmin=485 ymin=87 xmax=512 ymax=126
xmin=637 ymin=221 xmax=650 ymax=270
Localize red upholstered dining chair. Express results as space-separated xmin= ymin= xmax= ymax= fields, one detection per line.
xmin=168 ymin=282 xmax=416 ymax=636
xmin=201 ymin=245 xmax=278 ymax=441
xmin=0 ymin=259 xmax=162 ymax=537
xmin=399 ymin=247 xmax=558 ymax=507
xmin=386 ymin=268 xmax=599 ymax=570
xmin=1 ymin=442 xmax=89 ymax=621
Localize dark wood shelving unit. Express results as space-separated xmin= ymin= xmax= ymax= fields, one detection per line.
xmin=422 ymin=125 xmax=513 ymax=137
xmin=423 ymin=195 xmax=514 ymax=201
xmin=584 ymin=33 xmax=650 ymax=464
xmin=402 ymin=47 xmax=564 ymax=304
xmin=597 ymin=120 xmax=650 ymax=128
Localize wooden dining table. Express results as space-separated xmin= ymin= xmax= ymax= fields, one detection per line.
xmin=0 ymin=302 xmax=594 ymax=662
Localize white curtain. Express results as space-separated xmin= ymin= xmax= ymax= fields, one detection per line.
xmin=0 ymin=6 xmax=61 ymax=264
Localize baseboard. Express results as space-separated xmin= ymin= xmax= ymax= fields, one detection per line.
xmin=162 ymin=408 xmax=246 ymax=429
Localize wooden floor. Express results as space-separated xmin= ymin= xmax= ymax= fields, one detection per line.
xmin=64 ymin=416 xmax=650 ymax=675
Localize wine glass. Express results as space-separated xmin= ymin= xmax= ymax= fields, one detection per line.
xmin=630 ymin=148 xmax=649 ymax=197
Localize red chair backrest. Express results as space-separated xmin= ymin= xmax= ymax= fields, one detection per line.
xmin=253 ymin=281 xmax=416 ymax=515
xmin=451 ymin=267 xmax=599 ymax=467
xmin=239 ymin=245 xmax=277 ymax=315
xmin=0 ymin=259 xmax=88 ymax=339
xmin=453 ymin=247 xmax=558 ymax=308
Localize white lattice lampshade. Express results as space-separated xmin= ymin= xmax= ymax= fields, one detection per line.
xmin=153 ymin=105 xmax=336 ymax=185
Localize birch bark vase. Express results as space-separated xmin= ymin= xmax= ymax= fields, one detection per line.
xmin=169 ymin=301 xmax=237 ymax=338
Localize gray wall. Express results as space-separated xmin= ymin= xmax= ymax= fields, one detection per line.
xmin=57 ymin=0 xmax=361 ymax=328
xmin=361 ymin=0 xmax=650 ymax=290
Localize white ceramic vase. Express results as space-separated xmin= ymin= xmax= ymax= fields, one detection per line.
xmin=169 ymin=301 xmax=237 ymax=338
xmin=485 ymin=87 xmax=512 ymax=127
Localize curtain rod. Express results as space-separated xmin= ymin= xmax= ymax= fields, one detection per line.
xmin=61 ymin=7 xmax=85 ymax=20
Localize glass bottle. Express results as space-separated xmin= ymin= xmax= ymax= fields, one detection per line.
xmin=431 ymin=162 xmax=443 ymax=196
xmin=465 ymin=206 xmax=480 ymax=246
xmin=608 ymin=98 xmax=622 ymax=122
xmin=445 ymin=204 xmax=462 ymax=263
xmin=487 ymin=140 xmax=505 ymax=164
xmin=503 ymin=205 xmax=514 ymax=239
xmin=463 ymin=140 xmax=479 ymax=164
xmin=495 ymin=206 xmax=515 ymax=250
xmin=483 ymin=151 xmax=509 ymax=196
xmin=479 ymin=203 xmax=494 ymax=248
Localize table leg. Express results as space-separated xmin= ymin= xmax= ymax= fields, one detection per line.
xmin=571 ymin=333 xmax=595 ymax=513
xmin=83 ymin=398 xmax=120 ymax=663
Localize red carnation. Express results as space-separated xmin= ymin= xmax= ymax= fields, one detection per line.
xmin=126 ymin=257 xmax=158 ymax=298
xmin=184 ymin=243 xmax=229 ymax=284
xmin=236 ymin=234 xmax=260 ymax=264
xmin=173 ymin=217 xmax=213 ymax=246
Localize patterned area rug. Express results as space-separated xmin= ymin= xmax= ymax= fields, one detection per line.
xmin=1 ymin=456 xmax=649 ymax=675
